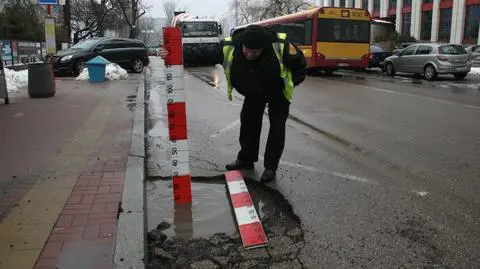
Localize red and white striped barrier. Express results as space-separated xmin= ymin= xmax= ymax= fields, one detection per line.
xmin=225 ymin=170 xmax=268 ymax=249
xmin=163 ymin=27 xmax=192 ymax=204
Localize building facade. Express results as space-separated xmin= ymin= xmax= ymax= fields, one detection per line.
xmin=316 ymin=0 xmax=480 ymax=44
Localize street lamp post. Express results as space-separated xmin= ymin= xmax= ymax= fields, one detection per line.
xmin=234 ymin=0 xmax=238 ymax=27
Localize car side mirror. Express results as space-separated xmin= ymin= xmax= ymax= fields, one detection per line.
xmin=218 ymin=25 xmax=223 ymax=35
xmin=93 ymin=47 xmax=102 ymax=53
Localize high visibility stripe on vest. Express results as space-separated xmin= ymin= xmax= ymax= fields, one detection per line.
xmin=222 ymin=33 xmax=295 ymax=101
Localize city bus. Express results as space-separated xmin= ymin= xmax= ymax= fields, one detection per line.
xmin=234 ymin=7 xmax=372 ymax=73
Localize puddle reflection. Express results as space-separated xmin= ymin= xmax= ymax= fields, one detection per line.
xmin=147 ymin=181 xmax=236 ymax=239
xmin=147 ymin=177 xmax=287 ymax=240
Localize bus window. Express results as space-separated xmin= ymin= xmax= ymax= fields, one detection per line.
xmin=318 ymin=19 xmax=370 ymax=43
xmin=268 ymin=24 xmax=285 ymax=34
xmin=283 ymin=20 xmax=313 ymax=46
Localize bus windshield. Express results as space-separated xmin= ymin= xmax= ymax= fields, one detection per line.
xmin=182 ymin=22 xmax=219 ymax=37
xmin=317 ymin=19 xmax=370 ymax=43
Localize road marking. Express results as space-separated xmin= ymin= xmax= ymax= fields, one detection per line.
xmin=281 ymin=160 xmax=373 ymax=183
xmin=210 ymin=119 xmax=241 ymax=138
xmin=258 ymin=157 xmax=374 ymax=184
xmin=316 ymin=77 xmax=480 ymax=110
xmin=212 ymin=101 xmax=242 ymax=106
xmin=413 ymin=190 xmax=429 ymax=197
xmin=331 ymin=172 xmax=371 ymax=184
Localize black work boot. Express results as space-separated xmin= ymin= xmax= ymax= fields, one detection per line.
xmin=260 ymin=169 xmax=276 ymax=183
xmin=225 ymin=160 xmax=254 ymax=171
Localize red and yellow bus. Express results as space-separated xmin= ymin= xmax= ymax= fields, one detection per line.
xmin=235 ymin=7 xmax=372 ymax=72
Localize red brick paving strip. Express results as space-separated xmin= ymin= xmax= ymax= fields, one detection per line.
xmin=35 ymin=160 xmax=126 ymax=269
xmin=34 ymin=86 xmax=134 ymax=269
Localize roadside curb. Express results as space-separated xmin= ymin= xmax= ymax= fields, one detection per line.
xmin=113 ymin=72 xmax=147 ymax=269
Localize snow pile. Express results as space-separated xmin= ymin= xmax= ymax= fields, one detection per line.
xmin=76 ymin=68 xmax=89 ymax=80
xmin=105 ymin=63 xmax=129 ymax=80
xmin=76 ymin=63 xmax=128 ymax=81
xmin=470 ymin=67 xmax=480 ymax=75
xmin=3 ymin=68 xmax=28 ymax=93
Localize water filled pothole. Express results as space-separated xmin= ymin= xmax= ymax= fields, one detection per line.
xmin=147 ymin=179 xmax=236 ymax=239
xmin=146 ymin=176 xmax=306 ymax=269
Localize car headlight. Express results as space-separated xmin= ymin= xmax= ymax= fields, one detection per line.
xmin=60 ymin=55 xmax=73 ymax=62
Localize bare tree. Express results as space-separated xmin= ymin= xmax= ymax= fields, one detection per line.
xmin=230 ymin=0 xmax=313 ymax=25
xmin=264 ymin=0 xmax=313 ymax=16
xmin=163 ymin=1 xmax=189 ymax=26
xmin=112 ymin=0 xmax=149 ymax=38
xmin=229 ymin=0 xmax=265 ymax=25
xmin=163 ymin=0 xmax=177 ymax=26
xmin=71 ymin=0 xmax=113 ymax=43
xmin=137 ymin=16 xmax=155 ymax=44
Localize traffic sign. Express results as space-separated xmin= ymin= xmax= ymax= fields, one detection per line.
xmin=38 ymin=0 xmax=58 ymax=4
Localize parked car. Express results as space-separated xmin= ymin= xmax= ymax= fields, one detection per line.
xmin=465 ymin=44 xmax=480 ymax=54
xmin=392 ymin=42 xmax=417 ymax=55
xmin=53 ymin=37 xmax=150 ymax=76
xmin=384 ymin=43 xmax=472 ymax=80
xmin=466 ymin=45 xmax=480 ymax=67
xmin=148 ymin=48 xmax=159 ymax=56
xmin=369 ymin=44 xmax=392 ymax=68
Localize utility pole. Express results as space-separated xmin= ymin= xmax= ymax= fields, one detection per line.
xmin=63 ymin=0 xmax=71 ymax=43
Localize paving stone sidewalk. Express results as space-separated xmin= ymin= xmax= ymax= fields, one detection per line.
xmin=0 ymin=75 xmax=141 ymax=269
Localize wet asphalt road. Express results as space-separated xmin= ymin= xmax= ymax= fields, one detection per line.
xmin=147 ymin=58 xmax=480 ymax=268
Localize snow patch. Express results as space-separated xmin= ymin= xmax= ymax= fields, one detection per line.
xmin=470 ymin=67 xmax=480 ymax=75
xmin=76 ymin=63 xmax=129 ymax=81
xmin=3 ymin=68 xmax=28 ymax=93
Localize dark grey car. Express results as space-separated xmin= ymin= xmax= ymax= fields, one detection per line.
xmin=384 ymin=43 xmax=472 ymax=80
xmin=53 ymin=37 xmax=150 ymax=76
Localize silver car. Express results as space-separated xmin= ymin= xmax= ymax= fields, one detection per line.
xmin=384 ymin=43 xmax=472 ymax=80
xmin=466 ymin=45 xmax=480 ymax=67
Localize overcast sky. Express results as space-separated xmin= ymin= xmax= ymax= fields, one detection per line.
xmin=144 ymin=0 xmax=231 ymax=19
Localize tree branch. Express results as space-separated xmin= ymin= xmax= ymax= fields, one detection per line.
xmin=115 ymin=0 xmax=132 ymax=26
xmin=135 ymin=9 xmax=145 ymax=20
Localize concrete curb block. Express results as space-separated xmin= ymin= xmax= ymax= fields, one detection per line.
xmin=113 ymin=73 xmax=147 ymax=269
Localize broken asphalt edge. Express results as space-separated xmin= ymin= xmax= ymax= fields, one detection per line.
xmin=113 ymin=71 xmax=147 ymax=269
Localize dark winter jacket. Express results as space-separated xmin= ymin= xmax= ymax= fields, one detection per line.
xmin=198 ymin=27 xmax=307 ymax=100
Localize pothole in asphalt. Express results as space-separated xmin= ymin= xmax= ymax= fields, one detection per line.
xmin=147 ymin=179 xmax=236 ymax=238
xmin=146 ymin=176 xmax=305 ymax=269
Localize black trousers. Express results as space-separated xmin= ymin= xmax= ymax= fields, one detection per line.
xmin=237 ymin=94 xmax=290 ymax=170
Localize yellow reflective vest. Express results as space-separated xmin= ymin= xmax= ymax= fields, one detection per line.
xmin=222 ymin=33 xmax=295 ymax=101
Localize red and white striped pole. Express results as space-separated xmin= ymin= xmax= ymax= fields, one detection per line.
xmin=163 ymin=27 xmax=192 ymax=204
xmin=225 ymin=170 xmax=268 ymax=249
